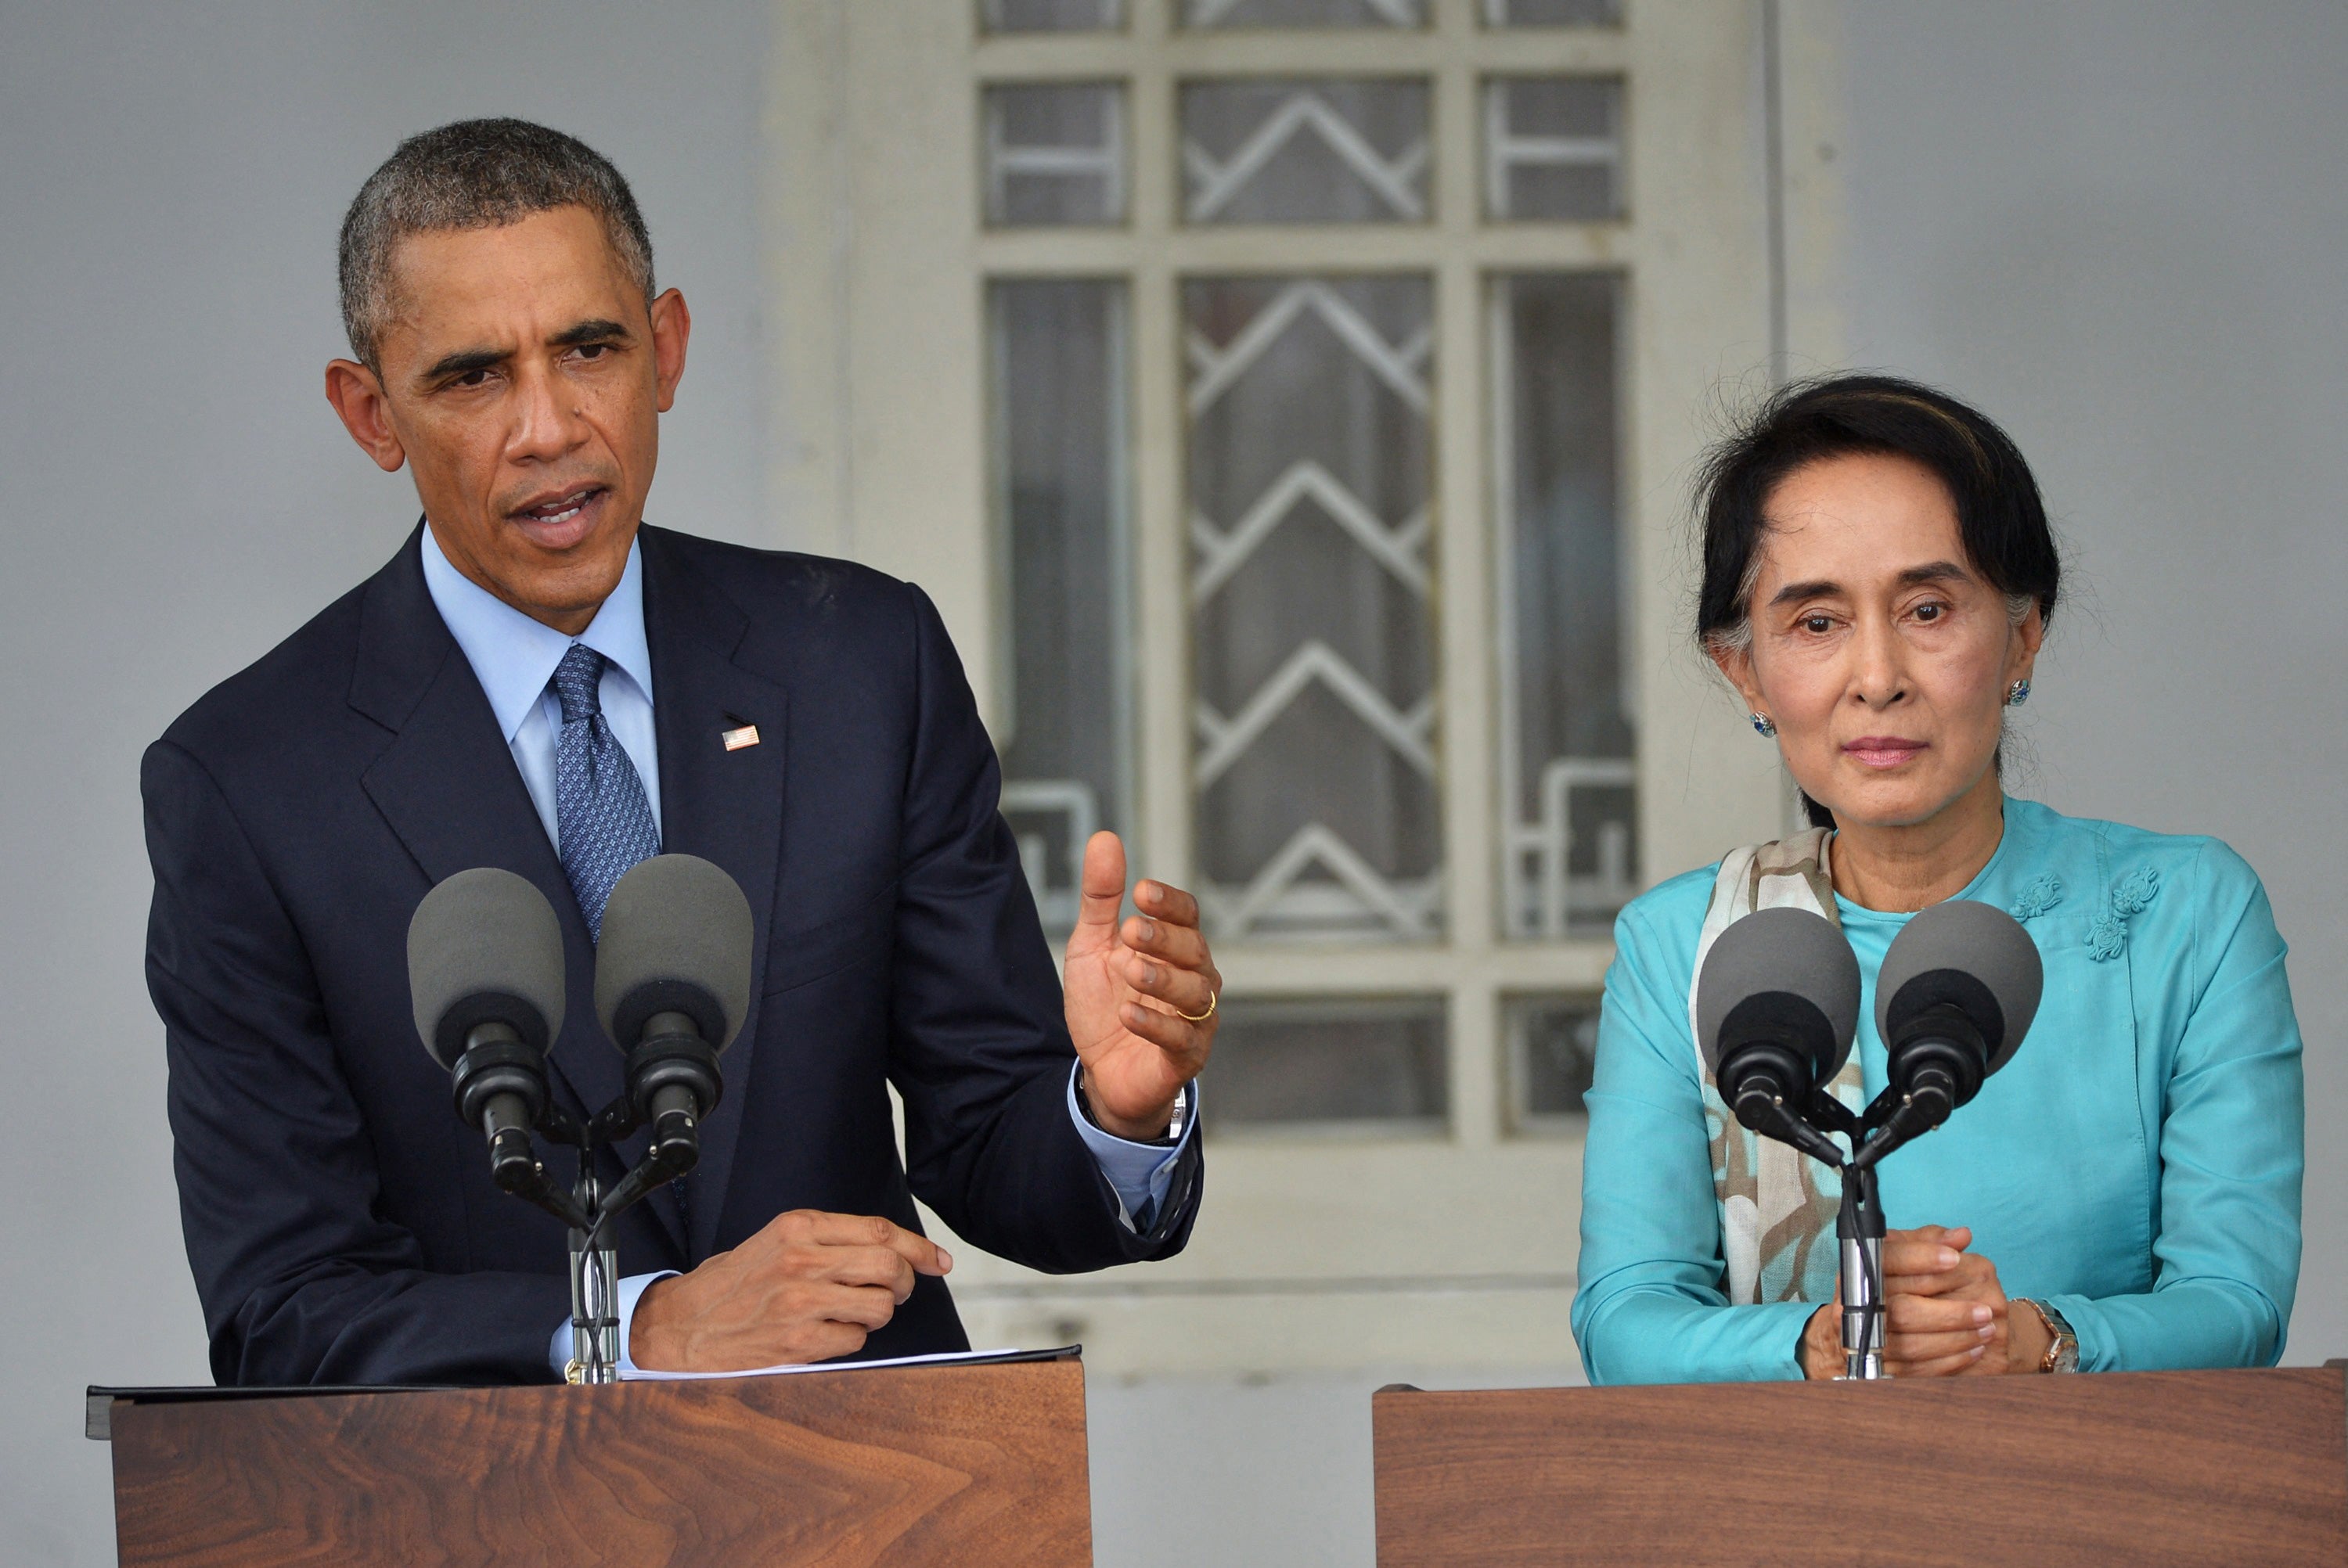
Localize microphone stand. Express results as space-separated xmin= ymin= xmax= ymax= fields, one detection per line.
xmin=1835 ymin=1163 xmax=1885 ymax=1380
xmin=568 ymin=1158 xmax=621 ymax=1384
xmin=561 ymin=1092 xmax=706 ymax=1385
xmin=1806 ymin=1083 xmax=1962 ymax=1380
xmin=484 ymin=1091 xmax=706 ymax=1386
xmin=1805 ymin=1091 xmax=1888 ymax=1381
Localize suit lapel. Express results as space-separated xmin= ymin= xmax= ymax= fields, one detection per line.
xmin=641 ymin=528 xmax=789 ymax=1262
xmin=350 ymin=530 xmax=631 ymax=1160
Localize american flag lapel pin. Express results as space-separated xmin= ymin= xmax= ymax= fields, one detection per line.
xmin=722 ymin=722 xmax=761 ymax=752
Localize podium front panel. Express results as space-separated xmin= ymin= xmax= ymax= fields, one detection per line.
xmin=1374 ymin=1367 xmax=2347 ymax=1566
xmin=110 ymin=1360 xmax=1091 ymax=1567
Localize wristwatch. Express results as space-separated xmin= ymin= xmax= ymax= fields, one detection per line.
xmin=2021 ymin=1298 xmax=2078 ymax=1373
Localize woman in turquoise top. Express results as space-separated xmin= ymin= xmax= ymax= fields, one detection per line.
xmin=1571 ymin=376 xmax=2303 ymax=1383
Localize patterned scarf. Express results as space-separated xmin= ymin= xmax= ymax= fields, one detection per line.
xmin=1684 ymin=827 xmax=1863 ymax=1305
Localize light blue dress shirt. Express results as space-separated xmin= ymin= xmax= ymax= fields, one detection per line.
xmin=1571 ymin=797 xmax=2304 ymax=1384
xmin=418 ymin=526 xmax=1192 ymax=1374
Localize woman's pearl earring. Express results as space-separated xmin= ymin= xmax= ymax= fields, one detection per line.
xmin=2007 ymin=679 xmax=2032 ymax=707
xmin=1749 ymin=712 xmax=1777 ymax=738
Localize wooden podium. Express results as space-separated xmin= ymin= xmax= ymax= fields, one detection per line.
xmin=1374 ymin=1366 xmax=2348 ymax=1566
xmin=95 ymin=1352 xmax=1090 ymax=1566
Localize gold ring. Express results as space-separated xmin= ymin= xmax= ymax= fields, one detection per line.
xmin=1177 ymin=991 xmax=1219 ymax=1024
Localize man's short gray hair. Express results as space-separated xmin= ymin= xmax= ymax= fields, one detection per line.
xmin=337 ymin=117 xmax=654 ymax=370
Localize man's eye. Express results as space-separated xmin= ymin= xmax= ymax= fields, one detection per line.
xmin=454 ymin=370 xmax=490 ymax=388
xmin=576 ymin=343 xmax=609 ymax=360
xmin=1802 ymin=615 xmax=1833 ymax=634
xmin=1915 ymin=602 xmax=1943 ymax=623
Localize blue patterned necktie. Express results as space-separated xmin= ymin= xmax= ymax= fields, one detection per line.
xmin=550 ymin=643 xmax=693 ymax=1246
xmin=551 ymin=643 xmax=661 ymax=940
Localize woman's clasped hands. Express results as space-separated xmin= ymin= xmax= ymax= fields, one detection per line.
xmin=1799 ymin=1225 xmax=2054 ymax=1379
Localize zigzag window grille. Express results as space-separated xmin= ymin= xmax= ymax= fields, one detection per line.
xmin=1180 ymin=79 xmax=1431 ymax=225
xmin=1183 ymin=0 xmax=1425 ymax=28
xmin=1186 ymin=275 xmax=1441 ymax=943
xmin=985 ymin=82 xmax=1129 ymax=227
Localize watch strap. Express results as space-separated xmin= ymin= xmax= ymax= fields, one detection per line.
xmin=2022 ymin=1298 xmax=2079 ymax=1373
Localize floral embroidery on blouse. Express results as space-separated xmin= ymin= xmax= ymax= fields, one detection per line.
xmin=2113 ymin=865 xmax=2162 ymax=915
xmin=2011 ymin=873 xmax=2064 ymax=922
xmin=2087 ymin=865 xmax=2163 ymax=962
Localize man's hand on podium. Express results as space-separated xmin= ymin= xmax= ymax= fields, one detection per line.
xmin=628 ymin=1210 xmax=953 ymax=1372
xmin=1062 ymin=832 xmax=1222 ymax=1142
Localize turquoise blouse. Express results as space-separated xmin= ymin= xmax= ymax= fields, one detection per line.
xmin=1571 ymin=797 xmax=2304 ymax=1384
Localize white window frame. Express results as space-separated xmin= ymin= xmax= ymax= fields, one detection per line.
xmin=768 ymin=0 xmax=1844 ymax=1376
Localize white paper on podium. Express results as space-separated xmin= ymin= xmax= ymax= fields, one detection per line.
xmin=619 ymin=1347 xmax=1022 ymax=1382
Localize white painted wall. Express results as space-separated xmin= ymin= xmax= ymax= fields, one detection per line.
xmin=1 ymin=2 xmax=2341 ymax=1564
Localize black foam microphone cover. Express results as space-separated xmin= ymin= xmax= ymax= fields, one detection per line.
xmin=1875 ymin=898 xmax=2043 ymax=1086
xmin=1695 ymin=905 xmax=1863 ymax=1088
xmin=408 ymin=867 xmax=567 ymax=1068
xmin=593 ymin=854 xmax=755 ymax=1052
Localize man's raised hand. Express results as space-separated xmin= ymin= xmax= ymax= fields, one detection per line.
xmin=1061 ymin=831 xmax=1221 ymax=1141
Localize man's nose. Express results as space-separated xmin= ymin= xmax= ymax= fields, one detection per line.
xmin=507 ymin=362 xmax=589 ymax=462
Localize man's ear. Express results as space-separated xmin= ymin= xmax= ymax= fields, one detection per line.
xmin=649 ymin=288 xmax=691 ymax=414
xmin=325 ymin=359 xmax=407 ymax=473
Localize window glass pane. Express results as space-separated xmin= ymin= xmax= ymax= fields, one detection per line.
xmin=1482 ymin=0 xmax=1619 ymax=24
xmin=1205 ymin=997 xmax=1448 ymax=1131
xmin=985 ymin=83 xmax=1128 ymax=228
xmin=991 ymin=281 xmax=1133 ymax=936
xmin=1483 ymin=77 xmax=1624 ymax=222
xmin=1507 ymin=993 xmax=1601 ymax=1128
xmin=1186 ymin=0 xmax=1424 ymax=27
xmin=1493 ymin=273 xmax=1634 ymax=940
xmin=982 ymin=0 xmax=1125 ymax=31
xmin=1187 ymin=275 xmax=1439 ymax=942
xmin=1182 ymin=79 xmax=1430 ymax=225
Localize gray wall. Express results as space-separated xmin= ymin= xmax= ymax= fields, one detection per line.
xmin=1838 ymin=0 xmax=2348 ymax=1361
xmin=2 ymin=2 xmax=2342 ymax=1563
xmin=0 ymin=2 xmax=768 ymax=1559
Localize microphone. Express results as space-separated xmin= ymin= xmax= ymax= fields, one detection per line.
xmin=408 ymin=868 xmax=568 ymax=1195
xmin=1855 ymin=899 xmax=2042 ymax=1166
xmin=592 ymin=854 xmax=754 ymax=1176
xmin=1694 ymin=906 xmax=1862 ymax=1168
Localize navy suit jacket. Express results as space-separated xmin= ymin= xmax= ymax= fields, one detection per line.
xmin=143 ymin=523 xmax=1201 ymax=1386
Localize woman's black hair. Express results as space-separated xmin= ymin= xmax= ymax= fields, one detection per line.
xmin=1693 ymin=374 xmax=2061 ymax=829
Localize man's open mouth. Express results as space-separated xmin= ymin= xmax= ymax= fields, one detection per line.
xmin=511 ymin=484 xmax=607 ymax=526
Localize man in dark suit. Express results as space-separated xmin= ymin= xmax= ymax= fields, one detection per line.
xmin=143 ymin=120 xmax=1219 ymax=1386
